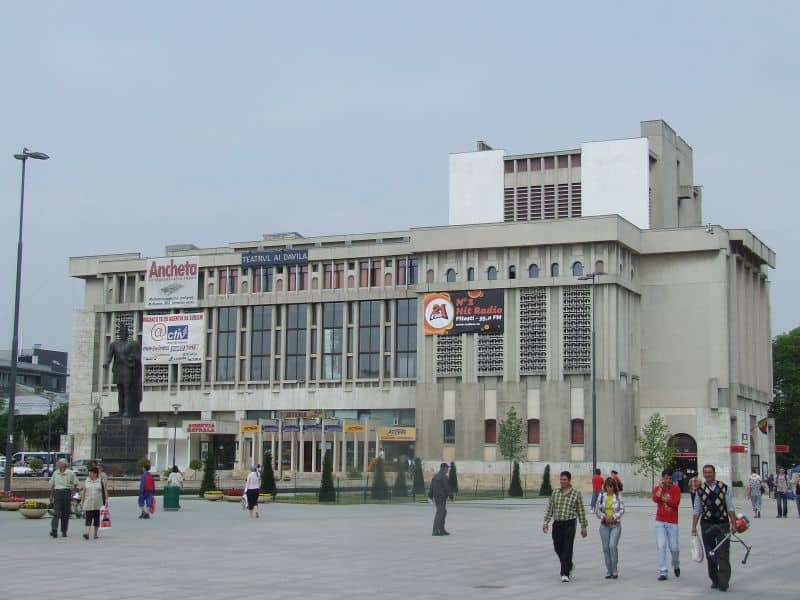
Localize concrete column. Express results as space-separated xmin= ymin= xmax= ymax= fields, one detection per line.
xmin=290 ymin=434 xmax=296 ymax=472
xmin=311 ymin=432 xmax=317 ymax=472
xmin=363 ymin=430 xmax=368 ymax=471
xmin=299 ymin=431 xmax=305 ymax=473
xmin=333 ymin=431 xmax=338 ymax=472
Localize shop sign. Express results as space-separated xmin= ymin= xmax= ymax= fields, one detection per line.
xmin=282 ymin=419 xmax=300 ymax=433
xmin=776 ymin=444 xmax=790 ymax=453
xmin=344 ymin=423 xmax=366 ymax=433
xmin=302 ymin=418 xmax=321 ymax=432
xmin=240 ymin=423 xmax=259 ymax=433
xmin=241 ymin=248 xmax=308 ymax=267
xmin=185 ymin=421 xmax=216 ymax=434
xmin=278 ymin=410 xmax=323 ymax=419
xmin=142 ymin=312 xmax=205 ymax=363
xmin=145 ymin=256 xmax=199 ymax=308
xmin=423 ymin=290 xmax=504 ymax=335
xmin=730 ymin=445 xmax=746 ymax=454
xmin=323 ymin=419 xmax=342 ymax=432
xmin=379 ymin=426 xmax=416 ymax=441
xmin=260 ymin=419 xmax=279 ymax=433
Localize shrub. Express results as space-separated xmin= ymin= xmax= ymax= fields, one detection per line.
xmin=261 ymin=453 xmax=277 ymax=496
xmin=29 ymin=458 xmax=43 ymax=472
xmin=412 ymin=458 xmax=425 ymax=494
xmin=136 ymin=457 xmax=151 ymax=472
xmin=371 ymin=458 xmax=389 ymax=500
xmin=318 ymin=451 xmax=336 ymax=502
xmin=222 ymin=488 xmax=243 ymax=496
xmin=189 ymin=459 xmax=203 ymax=471
xmin=448 ymin=462 xmax=459 ymax=494
xmin=539 ymin=464 xmax=553 ymax=497
xmin=508 ymin=461 xmax=523 ymax=497
xmin=393 ymin=459 xmax=408 ymax=497
xmin=347 ymin=467 xmax=363 ymax=479
xmin=199 ymin=453 xmax=217 ymax=495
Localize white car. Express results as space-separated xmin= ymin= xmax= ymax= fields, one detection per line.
xmin=0 ymin=459 xmax=34 ymax=477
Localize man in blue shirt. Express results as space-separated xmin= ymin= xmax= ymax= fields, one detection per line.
xmin=691 ymin=464 xmax=737 ymax=592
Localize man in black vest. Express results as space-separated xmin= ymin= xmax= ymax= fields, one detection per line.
xmin=691 ymin=464 xmax=738 ymax=591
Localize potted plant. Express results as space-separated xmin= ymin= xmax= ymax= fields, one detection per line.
xmin=204 ymin=490 xmax=223 ymax=501
xmin=222 ymin=488 xmax=244 ymax=502
xmin=19 ymin=500 xmax=48 ymax=519
xmin=0 ymin=494 xmax=26 ymax=510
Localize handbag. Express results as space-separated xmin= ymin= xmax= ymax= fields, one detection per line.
xmin=690 ymin=533 xmax=704 ymax=563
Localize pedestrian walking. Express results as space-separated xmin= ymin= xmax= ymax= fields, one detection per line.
xmin=428 ymin=462 xmax=453 ymax=536
xmin=611 ymin=470 xmax=623 ymax=493
xmin=766 ymin=473 xmax=775 ymax=498
xmin=745 ymin=473 xmax=764 ymax=518
xmin=167 ymin=465 xmax=183 ymax=488
xmin=48 ymin=459 xmax=78 ymax=539
xmin=672 ymin=467 xmax=684 ymax=492
xmin=774 ymin=467 xmax=789 ymax=518
xmin=542 ymin=470 xmax=588 ymax=583
xmin=80 ymin=466 xmax=108 ymax=540
xmin=244 ymin=465 xmax=261 ymax=518
xmin=595 ymin=477 xmax=624 ymax=579
xmin=590 ymin=468 xmax=603 ymax=511
xmin=138 ymin=462 xmax=156 ymax=519
xmin=653 ymin=468 xmax=681 ymax=581
xmin=689 ymin=475 xmax=701 ymax=507
xmin=692 ymin=464 xmax=738 ymax=592
xmin=795 ymin=479 xmax=800 ymax=518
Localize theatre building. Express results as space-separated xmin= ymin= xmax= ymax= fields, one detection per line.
xmin=66 ymin=120 xmax=776 ymax=488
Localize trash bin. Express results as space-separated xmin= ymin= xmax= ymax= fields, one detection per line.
xmin=163 ymin=485 xmax=181 ymax=511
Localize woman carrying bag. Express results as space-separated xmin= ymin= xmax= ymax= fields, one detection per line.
xmin=244 ymin=465 xmax=261 ymax=518
xmin=595 ymin=477 xmax=625 ymax=579
xmin=80 ymin=466 xmax=109 ymax=540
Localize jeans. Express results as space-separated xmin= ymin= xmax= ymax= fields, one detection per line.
xmin=433 ymin=498 xmax=448 ymax=533
xmin=750 ymin=494 xmax=762 ymax=513
xmin=796 ymin=495 xmax=800 ymax=517
xmin=590 ymin=491 xmax=600 ymax=510
xmin=655 ymin=521 xmax=680 ymax=575
xmin=776 ymin=491 xmax=788 ymax=517
xmin=552 ymin=519 xmax=577 ymax=577
xmin=599 ymin=523 xmax=621 ymax=574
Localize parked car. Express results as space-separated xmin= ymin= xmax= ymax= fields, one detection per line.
xmin=0 ymin=458 xmax=35 ymax=477
xmin=71 ymin=459 xmax=102 ymax=477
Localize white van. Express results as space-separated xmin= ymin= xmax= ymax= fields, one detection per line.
xmin=11 ymin=451 xmax=72 ymax=475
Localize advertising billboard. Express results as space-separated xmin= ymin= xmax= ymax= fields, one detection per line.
xmin=423 ymin=290 xmax=504 ymax=335
xmin=145 ymin=256 xmax=200 ymax=308
xmin=142 ymin=313 xmax=205 ymax=363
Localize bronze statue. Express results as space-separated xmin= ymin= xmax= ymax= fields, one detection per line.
xmin=103 ymin=323 xmax=142 ymax=417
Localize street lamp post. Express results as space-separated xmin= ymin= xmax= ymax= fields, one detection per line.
xmin=578 ymin=271 xmax=606 ymax=475
xmin=4 ymin=148 xmax=49 ymax=492
xmin=171 ymin=403 xmax=181 ymax=468
xmin=47 ymin=394 xmax=54 ymax=474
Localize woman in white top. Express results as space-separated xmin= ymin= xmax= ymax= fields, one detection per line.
xmin=167 ymin=466 xmax=183 ymax=488
xmin=81 ymin=466 xmax=108 ymax=540
xmin=244 ymin=466 xmax=261 ymax=518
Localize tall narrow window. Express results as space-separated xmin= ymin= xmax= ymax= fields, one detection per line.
xmin=443 ymin=420 xmax=455 ymax=444
xmin=395 ymin=298 xmax=417 ymax=378
xmin=485 ymin=419 xmax=497 ymax=444
xmin=216 ymin=307 xmax=237 ymax=381
xmin=288 ymin=266 xmax=297 ymax=291
xmin=322 ymin=303 xmax=343 ymax=380
xmin=359 ymin=261 xmax=370 ymax=287
xmin=408 ymin=259 xmax=419 ymax=284
xmin=595 ymin=260 xmax=605 ymax=274
xmin=323 ymin=264 xmax=333 ymax=289
xmin=571 ymin=419 xmax=585 ymax=445
xmin=397 ymin=259 xmax=407 ymax=285
xmin=551 ymin=263 xmax=560 ymax=277
xmin=572 ymin=261 xmax=584 ymax=277
xmin=298 ymin=265 xmax=308 ymax=291
xmin=426 ymin=269 xmax=435 ymax=283
xmin=528 ymin=264 xmax=540 ymax=278
xmin=358 ymin=300 xmax=380 ymax=378
xmin=285 ymin=304 xmax=307 ymax=380
xmin=370 ymin=261 xmax=381 ymax=287
xmin=527 ymin=419 xmax=540 ymax=444
xmin=467 ymin=267 xmax=475 ymax=281
xmin=334 ymin=262 xmax=345 ymax=288
xmin=508 ymin=265 xmax=517 ymax=279
xmin=446 ymin=268 xmax=456 ymax=283
xmin=487 ymin=266 xmax=498 ymax=280
xmin=218 ymin=270 xmax=228 ymax=296
xmin=250 ymin=306 xmax=272 ymax=381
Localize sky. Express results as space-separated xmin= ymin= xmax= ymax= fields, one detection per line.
xmin=0 ymin=1 xmax=797 ymax=355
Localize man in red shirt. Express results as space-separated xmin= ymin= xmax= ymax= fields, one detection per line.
xmin=590 ymin=468 xmax=604 ymax=510
xmin=653 ymin=468 xmax=681 ymax=581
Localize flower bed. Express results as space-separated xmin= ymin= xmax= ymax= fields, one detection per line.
xmin=203 ymin=490 xmax=223 ymax=501
xmin=222 ymin=488 xmax=244 ymax=502
xmin=0 ymin=496 xmax=26 ymax=511
xmin=19 ymin=501 xmax=49 ymax=519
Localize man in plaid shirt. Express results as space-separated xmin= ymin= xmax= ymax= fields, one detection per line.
xmin=543 ymin=470 xmax=588 ymax=582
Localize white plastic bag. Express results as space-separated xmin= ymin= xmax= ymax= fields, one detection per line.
xmin=691 ymin=534 xmax=704 ymax=563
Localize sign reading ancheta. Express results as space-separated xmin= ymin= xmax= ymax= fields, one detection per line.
xmin=145 ymin=256 xmax=200 ymax=308
xmin=423 ymin=290 xmax=504 ymax=335
xmin=142 ymin=313 xmax=205 ymax=363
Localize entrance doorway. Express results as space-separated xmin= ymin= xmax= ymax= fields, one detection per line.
xmin=670 ymin=433 xmax=697 ymax=492
xmin=214 ymin=435 xmax=236 ymax=470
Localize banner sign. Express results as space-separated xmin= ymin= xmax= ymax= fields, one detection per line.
xmin=323 ymin=419 xmax=342 ymax=432
xmin=145 ymin=256 xmax=199 ymax=308
xmin=281 ymin=419 xmax=300 ymax=433
xmin=378 ymin=427 xmax=416 ymax=441
xmin=260 ymin=419 xmax=279 ymax=433
xmin=344 ymin=423 xmax=366 ymax=433
xmin=240 ymin=423 xmax=259 ymax=433
xmin=278 ymin=410 xmax=323 ymax=418
xmin=302 ymin=418 xmax=321 ymax=432
xmin=185 ymin=421 xmax=216 ymax=434
xmin=241 ymin=249 xmax=308 ymax=267
xmin=423 ymin=290 xmax=504 ymax=335
xmin=142 ymin=313 xmax=204 ymax=364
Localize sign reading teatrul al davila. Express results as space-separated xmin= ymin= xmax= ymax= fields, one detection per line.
xmin=241 ymin=248 xmax=308 ymax=267
xmin=423 ymin=290 xmax=504 ymax=335
xmin=145 ymin=256 xmax=199 ymax=308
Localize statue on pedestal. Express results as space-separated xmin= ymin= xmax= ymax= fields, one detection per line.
xmin=103 ymin=323 xmax=142 ymax=417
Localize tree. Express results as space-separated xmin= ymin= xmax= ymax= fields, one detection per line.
xmin=633 ymin=412 xmax=676 ymax=488
xmin=199 ymin=452 xmax=217 ymax=495
xmin=261 ymin=452 xmax=277 ymax=496
xmin=412 ymin=457 xmax=425 ymax=494
xmin=318 ymin=451 xmax=336 ymax=502
xmin=539 ymin=464 xmax=553 ymax=497
xmin=508 ymin=460 xmax=523 ymax=497
xmin=448 ymin=461 xmax=459 ymax=494
xmin=498 ymin=407 xmax=525 ymax=476
xmin=771 ymin=327 xmax=800 ymax=467
xmin=371 ymin=457 xmax=389 ymax=500
xmin=392 ymin=459 xmax=408 ymax=497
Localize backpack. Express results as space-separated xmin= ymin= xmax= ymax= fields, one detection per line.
xmin=143 ymin=472 xmax=155 ymax=492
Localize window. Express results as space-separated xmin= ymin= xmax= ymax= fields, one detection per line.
xmin=395 ymin=299 xmax=417 ymax=378
xmin=544 ymin=156 xmax=555 ymax=170
xmin=504 ymin=160 xmax=514 ymax=174
xmin=408 ymin=259 xmax=419 ymax=284
xmin=323 ymin=264 xmax=333 ymax=289
xmin=250 ymin=306 xmax=272 ymax=381
xmin=285 ymin=304 xmax=307 ymax=380
xmin=334 ymin=262 xmax=345 ymax=288
xmin=572 ymin=261 xmax=584 ymax=277
xmin=467 ymin=267 xmax=475 ymax=281
xmin=359 ymin=261 xmax=369 ymax=287
xmin=527 ymin=419 xmax=540 ymax=444
xmin=426 ymin=269 xmax=435 ymax=283
xmin=595 ymin=260 xmax=605 ymax=274
xmin=557 ymin=155 xmax=569 ymax=169
xmin=216 ymin=307 xmax=237 ymax=381
xmin=487 ymin=266 xmax=498 ymax=280
xmin=446 ymin=268 xmax=456 ymax=283
xmin=516 ymin=159 xmax=528 ymax=172
xmin=551 ymin=263 xmax=560 ymax=277
xmin=322 ymin=303 xmax=343 ymax=380
xmin=288 ymin=266 xmax=297 ymax=291
xmin=397 ymin=259 xmax=407 ymax=285
xmin=218 ymin=270 xmax=227 ymax=295
xmin=571 ymin=419 xmax=585 ymax=445
xmin=528 ymin=264 xmax=540 ymax=278
xmin=508 ymin=265 xmax=517 ymax=279
xmin=298 ymin=265 xmax=308 ymax=291
xmin=358 ymin=300 xmax=380 ymax=378
xmin=485 ymin=419 xmax=497 ymax=444
xmin=253 ymin=267 xmax=273 ymax=293
xmin=570 ymin=153 xmax=581 ymax=167
xmin=443 ymin=420 xmax=455 ymax=444
xmin=370 ymin=261 xmax=381 ymax=287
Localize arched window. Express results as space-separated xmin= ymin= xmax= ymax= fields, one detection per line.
xmin=487 ymin=266 xmax=498 ymax=280
xmin=426 ymin=269 xmax=435 ymax=283
xmin=595 ymin=260 xmax=605 ymax=273
xmin=508 ymin=265 xmax=517 ymax=279
xmin=572 ymin=261 xmax=584 ymax=277
xmin=467 ymin=267 xmax=475 ymax=281
xmin=527 ymin=419 xmax=540 ymax=444
xmin=570 ymin=419 xmax=585 ymax=445
xmin=528 ymin=264 xmax=540 ymax=278
xmin=446 ymin=268 xmax=457 ymax=283
xmin=551 ymin=263 xmax=560 ymax=277
xmin=484 ymin=419 xmax=497 ymax=444
xmin=443 ymin=420 xmax=455 ymax=444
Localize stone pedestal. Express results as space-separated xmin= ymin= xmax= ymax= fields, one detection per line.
xmin=96 ymin=416 xmax=148 ymax=476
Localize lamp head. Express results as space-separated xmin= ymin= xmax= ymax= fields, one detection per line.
xmin=14 ymin=148 xmax=50 ymax=161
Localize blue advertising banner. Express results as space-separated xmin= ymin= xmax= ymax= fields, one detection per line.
xmin=260 ymin=419 xmax=279 ymax=433
xmin=281 ymin=419 xmax=300 ymax=433
xmin=323 ymin=419 xmax=342 ymax=432
xmin=241 ymin=249 xmax=308 ymax=267
xmin=302 ymin=418 xmax=321 ymax=432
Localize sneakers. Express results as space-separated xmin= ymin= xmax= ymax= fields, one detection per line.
xmin=658 ymin=575 xmax=668 ymax=581
xmin=49 ymin=530 xmax=57 ymax=539
xmin=82 ymin=534 xmax=89 ymax=540
xmin=561 ymin=576 xmax=569 ymax=583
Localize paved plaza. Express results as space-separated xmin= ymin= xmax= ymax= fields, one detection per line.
xmin=1 ymin=494 xmax=797 ymax=599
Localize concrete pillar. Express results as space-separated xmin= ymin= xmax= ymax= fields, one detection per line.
xmin=299 ymin=431 xmax=305 ymax=473
xmin=311 ymin=432 xmax=317 ymax=472
xmin=290 ymin=434 xmax=295 ymax=472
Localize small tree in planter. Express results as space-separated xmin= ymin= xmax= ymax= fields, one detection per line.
xmin=371 ymin=458 xmax=389 ymax=500
xmin=539 ymin=464 xmax=553 ymax=497
xmin=393 ymin=459 xmax=408 ymax=497
xmin=318 ymin=451 xmax=336 ymax=502
xmin=448 ymin=462 xmax=459 ymax=494
xmin=261 ymin=452 xmax=277 ymax=497
xmin=412 ymin=457 xmax=425 ymax=495
xmin=199 ymin=453 xmax=217 ymax=496
xmin=509 ymin=461 xmax=523 ymax=497
xmin=189 ymin=459 xmax=203 ymax=480
xmin=633 ymin=412 xmax=676 ymax=489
